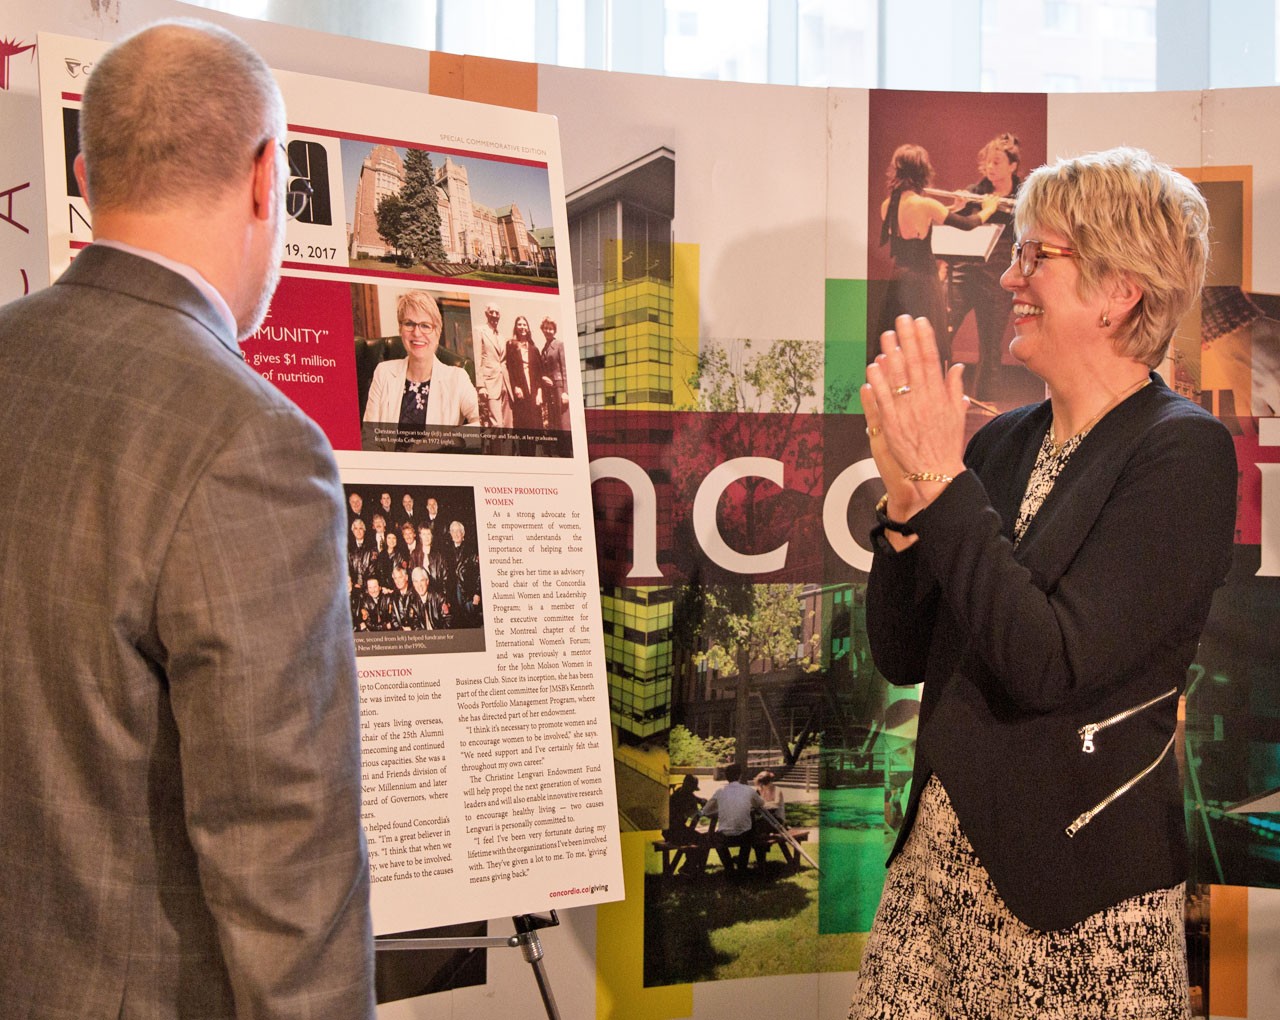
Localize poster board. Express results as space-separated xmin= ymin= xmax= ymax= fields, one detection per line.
xmin=36 ymin=31 xmax=623 ymax=936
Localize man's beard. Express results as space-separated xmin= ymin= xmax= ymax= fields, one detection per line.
xmin=236 ymin=210 xmax=285 ymax=341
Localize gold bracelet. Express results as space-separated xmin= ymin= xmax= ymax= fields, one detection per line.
xmin=902 ymin=471 xmax=954 ymax=484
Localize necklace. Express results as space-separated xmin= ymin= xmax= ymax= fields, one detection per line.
xmin=1048 ymin=375 xmax=1150 ymax=455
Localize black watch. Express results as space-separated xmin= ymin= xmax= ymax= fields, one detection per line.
xmin=874 ymin=493 xmax=915 ymax=536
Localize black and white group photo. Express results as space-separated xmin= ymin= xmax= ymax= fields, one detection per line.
xmin=344 ymin=484 xmax=484 ymax=652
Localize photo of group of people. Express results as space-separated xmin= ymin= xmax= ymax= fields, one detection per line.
xmin=354 ymin=283 xmax=573 ymax=458
xmin=344 ymin=483 xmax=486 ymax=655
xmin=472 ymin=299 xmax=572 ymax=431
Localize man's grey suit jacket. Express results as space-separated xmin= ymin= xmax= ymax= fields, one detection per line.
xmin=0 ymin=245 xmax=375 ymax=1018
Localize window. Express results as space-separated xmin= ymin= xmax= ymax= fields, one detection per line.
xmin=1044 ymin=1 xmax=1081 ymax=34
xmin=188 ymin=0 xmax=1276 ymax=93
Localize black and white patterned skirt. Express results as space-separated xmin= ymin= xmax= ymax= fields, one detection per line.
xmin=848 ymin=776 xmax=1189 ymax=1020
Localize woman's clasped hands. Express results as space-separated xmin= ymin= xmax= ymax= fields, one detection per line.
xmin=863 ymin=314 xmax=969 ymax=534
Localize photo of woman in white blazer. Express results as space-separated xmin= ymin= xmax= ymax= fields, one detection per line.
xmin=363 ymin=290 xmax=481 ymax=446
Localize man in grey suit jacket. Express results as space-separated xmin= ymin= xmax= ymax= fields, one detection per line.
xmin=0 ymin=21 xmax=376 ymax=1019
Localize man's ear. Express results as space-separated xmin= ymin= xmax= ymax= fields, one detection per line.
xmin=251 ymin=140 xmax=279 ymax=224
xmin=73 ymin=153 xmax=90 ymax=205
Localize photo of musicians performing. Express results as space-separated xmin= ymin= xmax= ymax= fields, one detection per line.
xmin=867 ymin=90 xmax=1048 ymax=415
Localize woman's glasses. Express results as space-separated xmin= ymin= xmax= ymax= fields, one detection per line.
xmin=1011 ymin=239 xmax=1079 ymax=278
xmin=401 ymin=320 xmax=440 ymax=335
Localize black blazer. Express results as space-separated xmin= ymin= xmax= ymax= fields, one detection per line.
xmin=867 ymin=373 xmax=1236 ymax=930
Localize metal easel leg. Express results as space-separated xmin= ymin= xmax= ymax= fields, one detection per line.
xmin=375 ymin=910 xmax=562 ymax=1020
xmin=513 ymin=912 xmax=562 ymax=1020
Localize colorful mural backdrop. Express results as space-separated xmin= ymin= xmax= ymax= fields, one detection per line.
xmin=4 ymin=3 xmax=1280 ymax=1017
xmin=540 ymin=61 xmax=1280 ymax=1020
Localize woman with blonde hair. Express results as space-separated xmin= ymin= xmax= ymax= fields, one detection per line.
xmin=363 ymin=290 xmax=480 ymax=448
xmin=851 ymin=147 xmax=1236 ymax=1019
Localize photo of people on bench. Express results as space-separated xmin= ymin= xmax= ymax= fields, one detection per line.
xmin=655 ymin=764 xmax=815 ymax=879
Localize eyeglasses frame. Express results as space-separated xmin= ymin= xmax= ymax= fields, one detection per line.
xmin=1011 ymin=238 xmax=1080 ymax=279
xmin=400 ymin=319 xmax=442 ymax=335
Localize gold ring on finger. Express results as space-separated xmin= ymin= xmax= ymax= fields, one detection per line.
xmin=866 ymin=425 xmax=882 ymax=438
xmin=893 ymin=384 xmax=912 ymax=396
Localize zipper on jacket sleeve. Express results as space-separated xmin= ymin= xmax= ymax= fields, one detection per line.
xmin=1077 ymin=686 xmax=1178 ymax=754
xmin=1065 ymin=731 xmax=1176 ymax=838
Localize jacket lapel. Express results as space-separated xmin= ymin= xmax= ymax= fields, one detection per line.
xmin=1010 ymin=375 xmax=1160 ymax=591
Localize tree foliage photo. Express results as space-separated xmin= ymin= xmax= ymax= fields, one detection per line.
xmin=670 ymin=337 xmax=827 ymax=767
xmin=374 ymin=147 xmax=447 ymax=266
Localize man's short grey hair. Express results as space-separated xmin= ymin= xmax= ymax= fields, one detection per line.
xmin=79 ymin=19 xmax=285 ymax=212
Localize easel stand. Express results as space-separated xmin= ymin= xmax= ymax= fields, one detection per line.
xmin=755 ymin=808 xmax=822 ymax=873
xmin=376 ymin=911 xmax=562 ymax=1020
